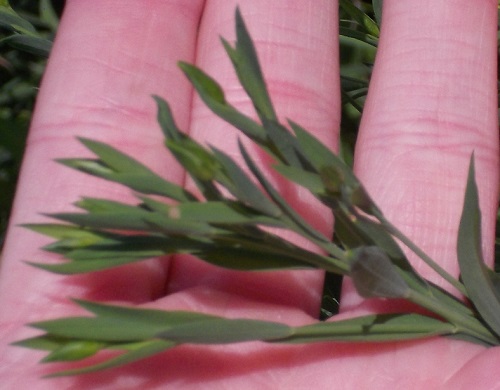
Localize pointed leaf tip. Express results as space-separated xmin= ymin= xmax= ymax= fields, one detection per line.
xmin=457 ymin=154 xmax=500 ymax=339
xmin=178 ymin=62 xmax=226 ymax=105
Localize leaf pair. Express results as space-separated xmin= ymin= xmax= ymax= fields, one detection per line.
xmin=15 ymin=300 xmax=456 ymax=377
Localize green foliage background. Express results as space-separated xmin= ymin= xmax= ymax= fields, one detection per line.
xmin=0 ymin=0 xmax=62 ymax=247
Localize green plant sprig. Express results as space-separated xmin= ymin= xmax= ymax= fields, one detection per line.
xmin=15 ymin=8 xmax=500 ymax=376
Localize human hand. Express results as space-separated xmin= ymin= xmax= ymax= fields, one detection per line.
xmin=0 ymin=0 xmax=499 ymax=388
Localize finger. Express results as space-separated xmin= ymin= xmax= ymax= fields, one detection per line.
xmin=341 ymin=0 xmax=499 ymax=311
xmin=0 ymin=0 xmax=204 ymax=379
xmin=165 ymin=0 xmax=341 ymax=316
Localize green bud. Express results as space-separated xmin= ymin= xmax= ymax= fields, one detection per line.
xmin=42 ymin=341 xmax=103 ymax=362
xmin=350 ymin=246 xmax=410 ymax=299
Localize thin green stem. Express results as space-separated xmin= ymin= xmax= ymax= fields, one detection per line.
xmin=216 ymin=229 xmax=350 ymax=274
xmin=378 ymin=215 xmax=468 ymax=297
xmin=288 ymin=221 xmax=350 ymax=265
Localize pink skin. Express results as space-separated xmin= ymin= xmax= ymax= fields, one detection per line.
xmin=0 ymin=0 xmax=498 ymax=388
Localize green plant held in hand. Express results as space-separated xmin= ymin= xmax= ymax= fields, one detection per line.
xmin=13 ymin=8 xmax=500 ymax=377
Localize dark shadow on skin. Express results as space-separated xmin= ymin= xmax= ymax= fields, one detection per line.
xmin=66 ymin=252 xmax=324 ymax=317
xmin=62 ymin=258 xmax=170 ymax=303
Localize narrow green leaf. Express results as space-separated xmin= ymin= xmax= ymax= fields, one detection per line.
xmin=319 ymin=164 xmax=377 ymax=215
xmin=341 ymin=88 xmax=365 ymax=113
xmin=154 ymin=96 xmax=225 ymax=200
xmin=346 ymin=214 xmax=410 ymax=269
xmin=339 ymin=133 xmax=355 ymax=169
xmin=58 ymin=158 xmax=112 ymax=176
xmin=210 ymin=230 xmax=346 ymax=273
xmin=58 ymin=158 xmax=195 ymax=202
xmin=349 ymin=246 xmax=410 ymax=299
xmin=47 ymin=210 xmax=152 ymax=232
xmin=144 ymin=213 xmax=217 ymax=236
xmin=262 ymin=119 xmax=304 ymax=167
xmin=273 ymin=164 xmax=325 ymax=194
xmin=446 ymin=332 xmax=494 ymax=348
xmin=289 ymin=120 xmax=338 ymax=172
xmin=77 ymin=138 xmax=144 ymax=172
xmin=457 ymin=155 xmax=500 ymax=337
xmin=61 ymin=137 xmax=195 ymax=201
xmin=177 ymin=61 xmax=229 ymax=115
xmin=52 ymin=235 xmax=202 ymax=260
xmin=1 ymin=34 xmax=52 ymax=57
xmin=178 ymin=62 xmax=267 ymax=144
xmin=290 ymin=122 xmax=380 ymax=216
xmin=178 ymin=62 xmax=226 ymax=104
xmin=487 ymin=269 xmax=500 ymax=296
xmin=339 ymin=27 xmax=378 ymax=48
xmin=157 ymin=318 xmax=292 ymax=344
xmin=340 ymin=75 xmax=369 ymax=92
xmin=166 ymin=138 xmax=220 ymax=181
xmin=30 ymin=301 xmax=219 ymax=342
xmin=31 ymin=317 xmax=157 ymax=342
xmin=76 ymin=138 xmax=166 ymax=180
xmin=23 ymin=223 xmax=104 ymax=243
xmin=283 ymin=313 xmax=455 ymax=343
xmin=372 ymin=0 xmax=383 ymax=25
xmin=196 ymin=239 xmax=316 ymax=271
xmin=50 ymin=198 xmax=215 ymax=236
xmin=197 ymin=244 xmax=314 ymax=271
xmin=27 ymin=257 xmax=154 ymax=275
xmin=210 ymin=146 xmax=282 ymax=217
xmin=0 ymin=5 xmax=37 ymax=34
xmin=376 ymin=211 xmax=470 ymax=298
xmin=152 ymin=95 xmax=184 ymax=142
xmin=109 ymin=173 xmax=195 ymax=200
xmin=39 ymin=0 xmax=59 ymax=30
xmin=54 ymin=241 xmax=156 ymax=260
xmin=154 ymin=96 xmax=224 ymax=199
xmin=333 ymin=206 xmax=371 ymax=249
xmin=339 ymin=0 xmax=380 ymax=37
xmin=144 ymin=199 xmax=284 ymax=227
xmin=30 ymin=226 xmax=329 ymax=275
xmin=221 ymin=8 xmax=277 ymax=123
xmin=239 ymin=141 xmax=331 ymax=244
xmin=75 ymin=300 xmax=215 ymax=324
xmin=12 ymin=335 xmax=66 ymax=351
xmin=75 ymin=198 xmax=139 ymax=213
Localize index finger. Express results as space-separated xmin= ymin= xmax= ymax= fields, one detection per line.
xmin=0 ymin=0 xmax=204 ymax=380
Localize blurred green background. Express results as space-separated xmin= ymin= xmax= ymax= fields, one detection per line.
xmin=0 ymin=0 xmax=63 ymax=248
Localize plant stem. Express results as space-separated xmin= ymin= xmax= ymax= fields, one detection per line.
xmin=377 ymin=215 xmax=468 ymax=297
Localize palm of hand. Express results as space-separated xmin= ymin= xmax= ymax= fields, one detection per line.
xmin=1 ymin=0 xmax=499 ymax=388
